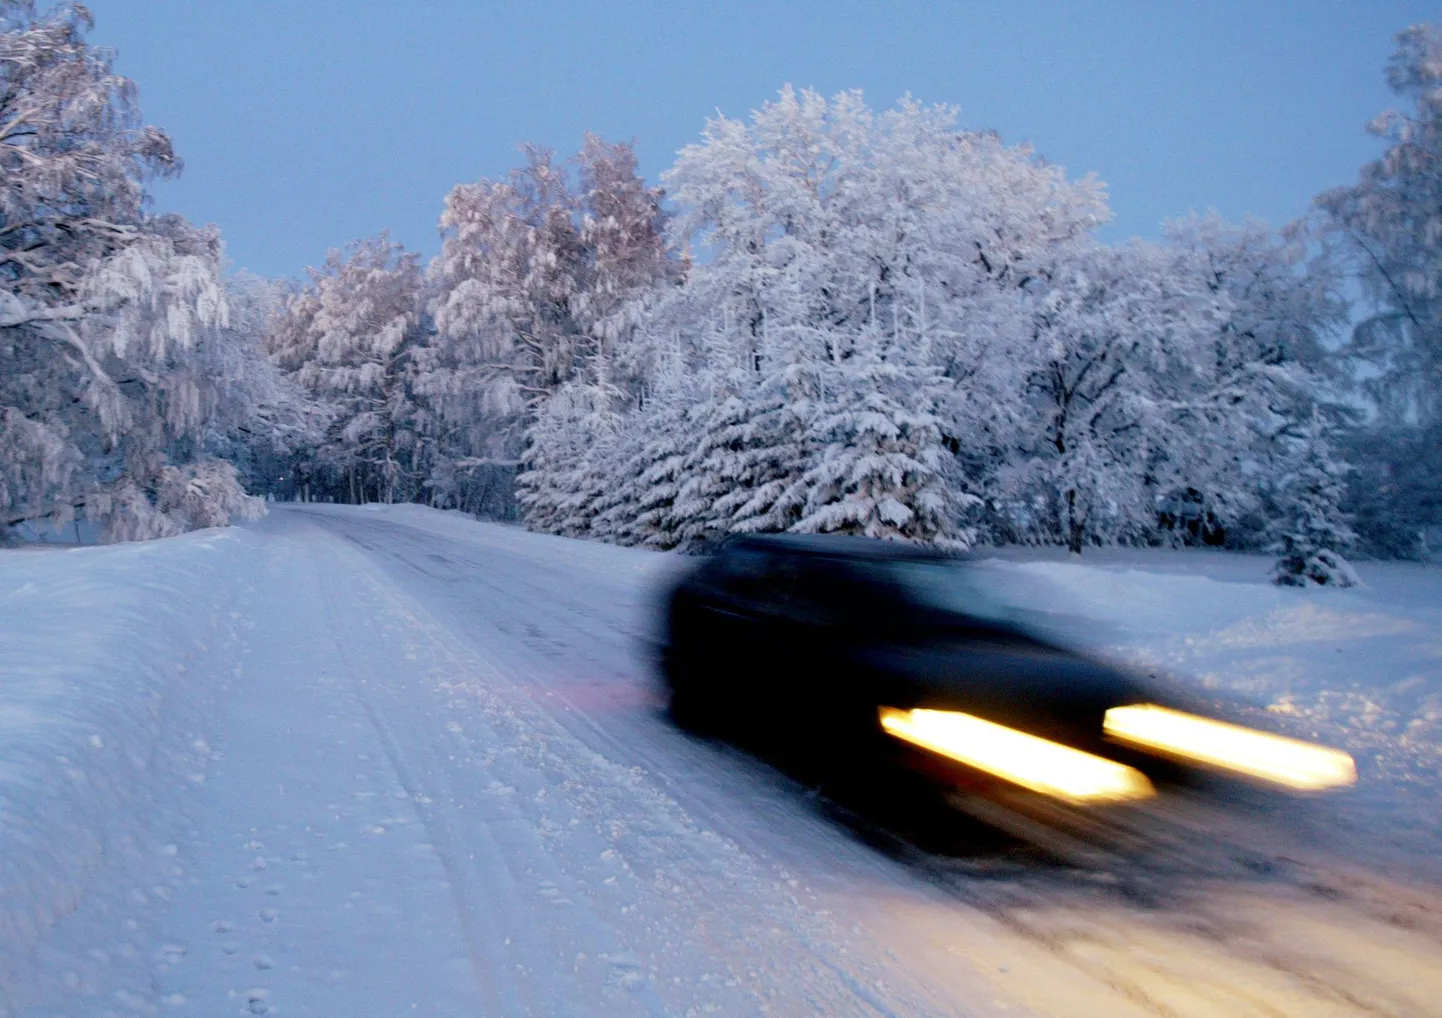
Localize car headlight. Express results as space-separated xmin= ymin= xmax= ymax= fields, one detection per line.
xmin=1103 ymin=704 xmax=1356 ymax=791
xmin=878 ymin=706 xmax=1155 ymax=804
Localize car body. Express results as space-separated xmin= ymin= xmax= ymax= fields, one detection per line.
xmin=657 ymin=534 xmax=1355 ymax=808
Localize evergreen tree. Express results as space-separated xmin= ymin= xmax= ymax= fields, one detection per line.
xmin=1269 ymin=415 xmax=1360 ymax=587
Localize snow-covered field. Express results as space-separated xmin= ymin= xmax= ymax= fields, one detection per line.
xmin=2 ymin=505 xmax=1440 ymax=1017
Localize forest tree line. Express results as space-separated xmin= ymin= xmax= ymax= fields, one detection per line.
xmin=3 ymin=3 xmax=1439 ymax=584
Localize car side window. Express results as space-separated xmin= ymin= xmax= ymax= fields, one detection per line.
xmin=708 ymin=549 xmax=905 ymax=630
xmin=709 ymin=545 xmax=772 ymax=596
xmin=808 ymin=559 xmax=901 ymax=627
xmin=757 ymin=556 xmax=805 ymax=613
xmin=708 ymin=547 xmax=816 ymax=619
xmin=761 ymin=556 xmax=848 ymax=624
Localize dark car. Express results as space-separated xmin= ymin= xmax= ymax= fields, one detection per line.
xmin=658 ymin=534 xmax=1355 ymax=809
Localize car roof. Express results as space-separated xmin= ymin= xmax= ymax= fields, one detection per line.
xmin=721 ymin=532 xmax=960 ymax=563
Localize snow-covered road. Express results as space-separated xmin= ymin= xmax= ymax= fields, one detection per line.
xmin=9 ymin=505 xmax=1442 ymax=1017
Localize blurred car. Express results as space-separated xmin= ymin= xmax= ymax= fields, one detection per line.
xmin=658 ymin=534 xmax=1355 ymax=808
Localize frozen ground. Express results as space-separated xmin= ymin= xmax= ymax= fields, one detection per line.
xmin=2 ymin=504 xmax=1440 ymax=1017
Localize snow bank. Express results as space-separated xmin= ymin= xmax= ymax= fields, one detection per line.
xmin=0 ymin=530 xmax=248 ymax=1007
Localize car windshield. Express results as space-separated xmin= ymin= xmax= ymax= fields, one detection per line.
xmin=882 ymin=560 xmax=1017 ymax=625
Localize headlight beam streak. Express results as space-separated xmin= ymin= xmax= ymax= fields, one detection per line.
xmin=878 ymin=706 xmax=1156 ymax=805
xmin=1104 ymin=704 xmax=1356 ymax=791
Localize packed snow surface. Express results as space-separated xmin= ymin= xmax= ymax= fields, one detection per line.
xmin=2 ymin=505 xmax=1440 ymax=1017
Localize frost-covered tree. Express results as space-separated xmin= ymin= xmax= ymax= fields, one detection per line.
xmin=1269 ymin=414 xmax=1360 ymax=587
xmin=1341 ymin=420 xmax=1442 ymax=557
xmin=995 ymin=241 xmax=1225 ymax=553
xmin=1314 ymin=24 xmax=1442 ymax=558
xmin=574 ymin=134 xmax=681 ymax=386
xmin=1160 ymin=214 xmax=1348 ymax=547
xmin=591 ymin=350 xmax=698 ymax=547
xmin=575 ymin=88 xmax=1108 ymax=548
xmin=516 ymin=356 xmax=627 ymax=536
xmin=429 ymin=145 xmax=586 ymax=431
xmin=270 ymin=234 xmax=430 ymax=504
xmin=1 ymin=1 xmax=260 ymax=541
xmin=207 ymin=272 xmax=327 ymax=500
xmin=1316 ymin=23 xmax=1442 ymax=425
xmin=989 ymin=215 xmax=1349 ymax=556
xmin=425 ymin=136 xmax=677 ymax=516
xmin=794 ymin=341 xmax=973 ymax=546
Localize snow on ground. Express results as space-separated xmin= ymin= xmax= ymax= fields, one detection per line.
xmin=0 ymin=531 xmax=249 ymax=1011
xmin=3 ymin=504 xmax=1441 ymax=1017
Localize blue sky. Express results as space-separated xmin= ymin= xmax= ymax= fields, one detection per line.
xmin=83 ymin=0 xmax=1437 ymax=280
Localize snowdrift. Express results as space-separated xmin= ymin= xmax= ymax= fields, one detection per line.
xmin=0 ymin=530 xmax=249 ymax=1005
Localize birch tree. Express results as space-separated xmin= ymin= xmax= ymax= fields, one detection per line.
xmin=269 ymin=234 xmax=429 ymax=504
xmin=427 ymin=136 xmax=677 ymax=517
xmin=1316 ymin=23 xmax=1442 ymax=424
xmin=1 ymin=1 xmax=259 ymax=541
xmin=1315 ymin=23 xmax=1442 ymax=558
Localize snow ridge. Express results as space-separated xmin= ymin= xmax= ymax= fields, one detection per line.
xmin=0 ymin=532 xmax=247 ymax=1013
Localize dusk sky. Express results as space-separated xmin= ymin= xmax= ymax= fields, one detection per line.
xmin=84 ymin=1 xmax=1438 ymax=280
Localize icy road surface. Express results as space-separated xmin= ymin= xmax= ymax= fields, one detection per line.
xmin=8 ymin=504 xmax=1442 ymax=1017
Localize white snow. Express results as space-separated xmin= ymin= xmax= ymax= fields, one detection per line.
xmin=0 ymin=530 xmax=249 ymax=1009
xmin=3 ymin=506 xmax=1440 ymax=1017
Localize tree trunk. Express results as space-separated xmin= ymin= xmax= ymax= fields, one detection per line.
xmin=1066 ymin=488 xmax=1085 ymax=555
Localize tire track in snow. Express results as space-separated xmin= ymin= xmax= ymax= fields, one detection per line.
xmin=298 ymin=511 xmax=973 ymax=1017
xmin=299 ymin=506 xmax=1442 ymax=1018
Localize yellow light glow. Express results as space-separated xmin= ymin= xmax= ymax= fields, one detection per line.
xmin=1103 ymin=704 xmax=1357 ymax=791
xmin=878 ymin=707 xmax=1156 ymax=804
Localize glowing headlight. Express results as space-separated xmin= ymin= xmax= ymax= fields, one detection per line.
xmin=1103 ymin=704 xmax=1356 ymax=791
xmin=878 ymin=707 xmax=1155 ymax=804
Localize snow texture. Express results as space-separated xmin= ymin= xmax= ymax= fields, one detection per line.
xmin=3 ymin=506 xmax=1440 ymax=1017
xmin=0 ymin=530 xmax=247 ymax=1009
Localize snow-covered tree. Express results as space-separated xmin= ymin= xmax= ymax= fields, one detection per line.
xmin=1341 ymin=420 xmax=1442 ymax=558
xmin=429 ymin=145 xmax=586 ymax=432
xmin=584 ymin=88 xmax=1109 ymax=548
xmin=425 ymin=137 xmax=677 ymax=517
xmin=1313 ymin=24 xmax=1442 ymax=559
xmin=1316 ymin=23 xmax=1442 ymax=425
xmin=207 ymin=272 xmax=327 ymax=501
xmin=590 ymin=350 xmax=698 ymax=547
xmin=515 ymin=356 xmax=627 ymax=536
xmin=995 ymin=241 xmax=1225 ymax=553
xmin=575 ymin=133 xmax=682 ymax=387
xmin=1 ymin=2 xmax=260 ymax=541
xmin=1160 ymin=214 xmax=1349 ymax=547
xmin=794 ymin=341 xmax=974 ymax=546
xmin=270 ymin=234 xmax=430 ymax=504
xmin=1269 ymin=414 xmax=1360 ymax=587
